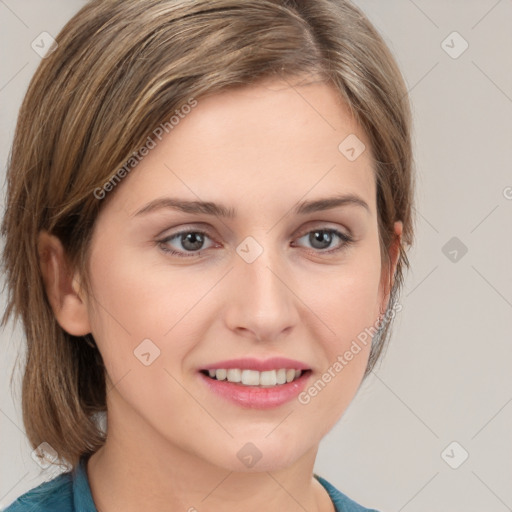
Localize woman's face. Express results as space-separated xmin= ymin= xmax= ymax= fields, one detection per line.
xmin=82 ymin=76 xmax=401 ymax=472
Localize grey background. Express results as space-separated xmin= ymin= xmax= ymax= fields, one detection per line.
xmin=1 ymin=1 xmax=511 ymax=511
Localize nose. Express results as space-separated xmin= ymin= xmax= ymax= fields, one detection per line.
xmin=223 ymin=242 xmax=300 ymax=342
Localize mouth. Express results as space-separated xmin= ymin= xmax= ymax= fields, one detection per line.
xmin=198 ymin=357 xmax=312 ymax=408
xmin=199 ymin=368 xmax=312 ymax=388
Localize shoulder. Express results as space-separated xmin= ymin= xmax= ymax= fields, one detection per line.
xmin=2 ymin=470 xmax=74 ymax=512
xmin=315 ymin=474 xmax=381 ymax=512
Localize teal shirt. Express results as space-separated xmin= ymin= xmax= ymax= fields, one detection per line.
xmin=4 ymin=457 xmax=379 ymax=512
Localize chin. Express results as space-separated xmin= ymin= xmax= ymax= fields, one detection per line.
xmin=209 ymin=436 xmax=313 ymax=473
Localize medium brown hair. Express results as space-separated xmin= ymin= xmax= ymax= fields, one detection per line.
xmin=1 ymin=0 xmax=415 ymax=469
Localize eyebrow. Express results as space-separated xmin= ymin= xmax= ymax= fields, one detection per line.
xmin=132 ymin=193 xmax=370 ymax=218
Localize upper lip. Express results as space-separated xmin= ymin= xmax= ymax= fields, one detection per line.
xmin=200 ymin=357 xmax=311 ymax=372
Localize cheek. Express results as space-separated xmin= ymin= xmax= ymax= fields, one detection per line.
xmin=296 ymin=241 xmax=382 ymax=411
xmin=87 ymin=228 xmax=176 ymax=333
xmin=306 ymin=239 xmax=383 ymax=347
xmin=84 ymin=238 xmax=213 ymax=379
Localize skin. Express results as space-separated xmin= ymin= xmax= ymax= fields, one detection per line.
xmin=39 ymin=75 xmax=402 ymax=512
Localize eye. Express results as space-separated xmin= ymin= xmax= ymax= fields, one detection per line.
xmin=292 ymin=228 xmax=354 ymax=255
xmin=157 ymin=226 xmax=354 ymax=259
xmin=158 ymin=229 xmax=216 ymax=257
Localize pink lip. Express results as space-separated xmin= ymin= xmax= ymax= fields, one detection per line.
xmin=200 ymin=357 xmax=311 ymax=372
xmin=199 ymin=370 xmax=311 ymax=409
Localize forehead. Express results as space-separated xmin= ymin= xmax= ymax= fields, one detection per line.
xmin=99 ymin=77 xmax=376 ymax=219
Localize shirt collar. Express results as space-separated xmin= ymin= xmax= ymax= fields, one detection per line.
xmin=72 ymin=455 xmax=98 ymax=512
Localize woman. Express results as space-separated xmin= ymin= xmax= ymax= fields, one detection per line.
xmin=1 ymin=0 xmax=415 ymax=510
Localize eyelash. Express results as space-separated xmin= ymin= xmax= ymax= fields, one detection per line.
xmin=157 ymin=227 xmax=354 ymax=258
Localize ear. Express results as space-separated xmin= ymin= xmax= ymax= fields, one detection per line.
xmin=378 ymin=221 xmax=403 ymax=316
xmin=37 ymin=230 xmax=92 ymax=336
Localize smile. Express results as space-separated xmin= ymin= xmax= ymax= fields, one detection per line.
xmin=200 ymin=368 xmax=306 ymax=387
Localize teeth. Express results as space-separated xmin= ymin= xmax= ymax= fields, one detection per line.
xmin=241 ymin=370 xmax=260 ymax=385
xmin=215 ymin=369 xmax=227 ymax=381
xmin=205 ymin=368 xmax=305 ymax=386
xmin=226 ymin=369 xmax=241 ymax=383
xmin=260 ymin=370 xmax=277 ymax=386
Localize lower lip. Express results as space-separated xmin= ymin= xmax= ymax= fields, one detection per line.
xmin=199 ymin=371 xmax=311 ymax=409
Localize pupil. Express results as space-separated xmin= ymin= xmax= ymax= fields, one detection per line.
xmin=311 ymin=231 xmax=331 ymax=249
xmin=183 ymin=232 xmax=203 ymax=250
